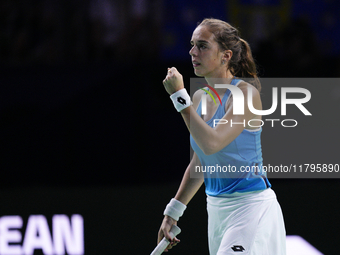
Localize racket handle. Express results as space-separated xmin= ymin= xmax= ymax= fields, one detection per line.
xmin=150 ymin=225 xmax=181 ymax=255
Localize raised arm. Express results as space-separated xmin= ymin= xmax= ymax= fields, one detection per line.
xmin=181 ymin=83 xmax=261 ymax=155
xmin=163 ymin=67 xmax=261 ymax=155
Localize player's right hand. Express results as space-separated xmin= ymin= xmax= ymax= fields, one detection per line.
xmin=163 ymin=67 xmax=184 ymax=95
xmin=157 ymin=215 xmax=180 ymax=252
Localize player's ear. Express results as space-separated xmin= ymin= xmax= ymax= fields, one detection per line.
xmin=223 ymin=50 xmax=232 ymax=62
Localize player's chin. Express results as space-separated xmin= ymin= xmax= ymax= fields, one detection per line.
xmin=193 ymin=69 xmax=205 ymax=77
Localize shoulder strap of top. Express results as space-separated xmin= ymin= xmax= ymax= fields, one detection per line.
xmin=220 ymin=78 xmax=242 ymax=105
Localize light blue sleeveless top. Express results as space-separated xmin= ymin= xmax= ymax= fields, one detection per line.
xmin=190 ymin=78 xmax=271 ymax=196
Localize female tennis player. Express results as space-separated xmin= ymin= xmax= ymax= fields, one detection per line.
xmin=158 ymin=18 xmax=286 ymax=254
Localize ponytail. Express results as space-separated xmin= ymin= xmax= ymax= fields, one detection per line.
xmin=236 ymin=39 xmax=261 ymax=91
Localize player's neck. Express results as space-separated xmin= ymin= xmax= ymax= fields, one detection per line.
xmin=204 ymin=70 xmax=234 ymax=92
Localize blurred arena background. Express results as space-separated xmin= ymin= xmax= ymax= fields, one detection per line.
xmin=0 ymin=0 xmax=339 ymax=254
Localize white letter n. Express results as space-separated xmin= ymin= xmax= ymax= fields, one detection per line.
xmin=53 ymin=214 xmax=84 ymax=255
xmin=215 ymin=84 xmax=244 ymax=115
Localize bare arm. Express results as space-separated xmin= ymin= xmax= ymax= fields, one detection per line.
xmin=174 ymin=152 xmax=204 ymax=205
xmin=157 ymin=153 xmax=203 ymax=250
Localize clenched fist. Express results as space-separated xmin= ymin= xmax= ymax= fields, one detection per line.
xmin=163 ymin=67 xmax=184 ymax=95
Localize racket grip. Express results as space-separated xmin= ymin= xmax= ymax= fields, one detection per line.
xmin=150 ymin=225 xmax=181 ymax=255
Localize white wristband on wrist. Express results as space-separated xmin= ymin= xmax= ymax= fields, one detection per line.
xmin=170 ymin=88 xmax=192 ymax=112
xmin=163 ymin=198 xmax=187 ymax=221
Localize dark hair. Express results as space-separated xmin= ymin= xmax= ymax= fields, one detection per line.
xmin=198 ymin=18 xmax=261 ymax=91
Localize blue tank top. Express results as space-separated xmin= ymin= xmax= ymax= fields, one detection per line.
xmin=190 ymin=78 xmax=271 ymax=196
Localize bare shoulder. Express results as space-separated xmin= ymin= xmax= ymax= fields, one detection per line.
xmin=237 ymin=81 xmax=259 ymax=94
xmin=237 ymin=81 xmax=262 ymax=112
xmin=237 ymin=81 xmax=261 ymax=100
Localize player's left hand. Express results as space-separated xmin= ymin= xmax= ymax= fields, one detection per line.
xmin=163 ymin=67 xmax=184 ymax=95
xmin=157 ymin=215 xmax=180 ymax=252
